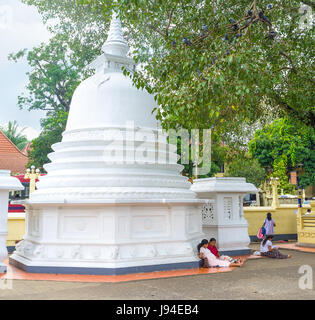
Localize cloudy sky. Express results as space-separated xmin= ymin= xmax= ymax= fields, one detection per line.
xmin=0 ymin=0 xmax=52 ymax=139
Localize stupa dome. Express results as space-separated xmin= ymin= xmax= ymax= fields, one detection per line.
xmin=66 ymin=72 xmax=158 ymax=131
xmin=66 ymin=13 xmax=157 ymax=131
xmin=29 ymin=12 xmax=196 ymax=203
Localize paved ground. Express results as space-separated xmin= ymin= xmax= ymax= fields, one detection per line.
xmin=0 ymin=244 xmax=314 ymax=300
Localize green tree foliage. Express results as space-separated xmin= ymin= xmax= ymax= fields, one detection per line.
xmin=249 ymin=118 xmax=315 ymax=189
xmin=13 ymin=0 xmax=315 ymax=168
xmin=271 ymin=154 xmax=295 ymax=193
xmin=80 ymin=0 xmax=315 ymax=136
xmin=0 ymin=121 xmax=28 ymax=151
xmin=27 ymin=111 xmax=68 ymax=170
xmin=9 ymin=0 xmax=108 ymax=168
xmin=225 ymin=156 xmax=266 ymax=188
xmin=176 ymin=131 xmax=227 ymax=179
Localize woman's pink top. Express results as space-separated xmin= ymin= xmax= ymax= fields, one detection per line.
xmin=208 ymin=245 xmax=219 ymax=257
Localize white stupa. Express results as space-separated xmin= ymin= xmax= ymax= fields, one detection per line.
xmin=10 ymin=13 xmax=204 ymax=274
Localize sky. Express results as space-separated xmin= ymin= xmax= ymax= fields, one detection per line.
xmin=0 ymin=0 xmax=52 ymax=140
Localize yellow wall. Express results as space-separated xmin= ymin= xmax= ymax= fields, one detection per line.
xmin=6 ymin=213 xmax=25 ymax=247
xmin=244 ymin=204 xmax=310 ymax=236
xmin=6 ymin=205 xmax=310 ymax=246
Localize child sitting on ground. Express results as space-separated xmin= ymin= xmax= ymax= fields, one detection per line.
xmin=260 ymin=235 xmax=291 ymax=259
xmin=208 ymin=238 xmax=240 ymax=263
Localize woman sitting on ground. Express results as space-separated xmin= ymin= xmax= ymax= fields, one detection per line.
xmin=198 ymin=239 xmax=243 ymax=268
xmin=208 ymin=238 xmax=240 ymax=263
xmin=260 ymin=235 xmax=291 ymax=259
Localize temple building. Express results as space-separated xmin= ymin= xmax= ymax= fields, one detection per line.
xmin=0 ymin=130 xmax=28 ymax=174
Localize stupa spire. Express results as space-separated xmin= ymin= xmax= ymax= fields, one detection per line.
xmin=102 ymin=11 xmax=129 ymax=57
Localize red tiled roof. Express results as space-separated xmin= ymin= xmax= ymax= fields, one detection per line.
xmin=0 ymin=130 xmax=28 ymax=174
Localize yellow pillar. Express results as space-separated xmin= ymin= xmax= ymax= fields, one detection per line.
xmin=296 ymin=192 xmax=303 ymax=235
xmin=270 ymin=177 xmax=280 ymax=209
xmin=24 ymin=166 xmax=40 ymax=194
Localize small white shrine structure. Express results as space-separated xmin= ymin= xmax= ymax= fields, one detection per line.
xmin=10 ymin=13 xmax=205 ymax=275
xmin=0 ymin=170 xmax=24 ymax=273
xmin=192 ymin=177 xmax=257 ymax=255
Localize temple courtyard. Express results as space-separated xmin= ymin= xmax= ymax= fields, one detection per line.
xmin=0 ymin=2 xmax=314 ymax=304
xmin=1 ymin=243 xmax=314 ymax=300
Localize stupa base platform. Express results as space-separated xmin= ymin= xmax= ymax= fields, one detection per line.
xmin=9 ymin=256 xmax=200 ymax=275
xmin=2 ymin=256 xmax=260 ymax=283
xmin=0 ymin=263 xmax=7 ymax=273
xmin=9 ymin=200 xmax=205 ymax=275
